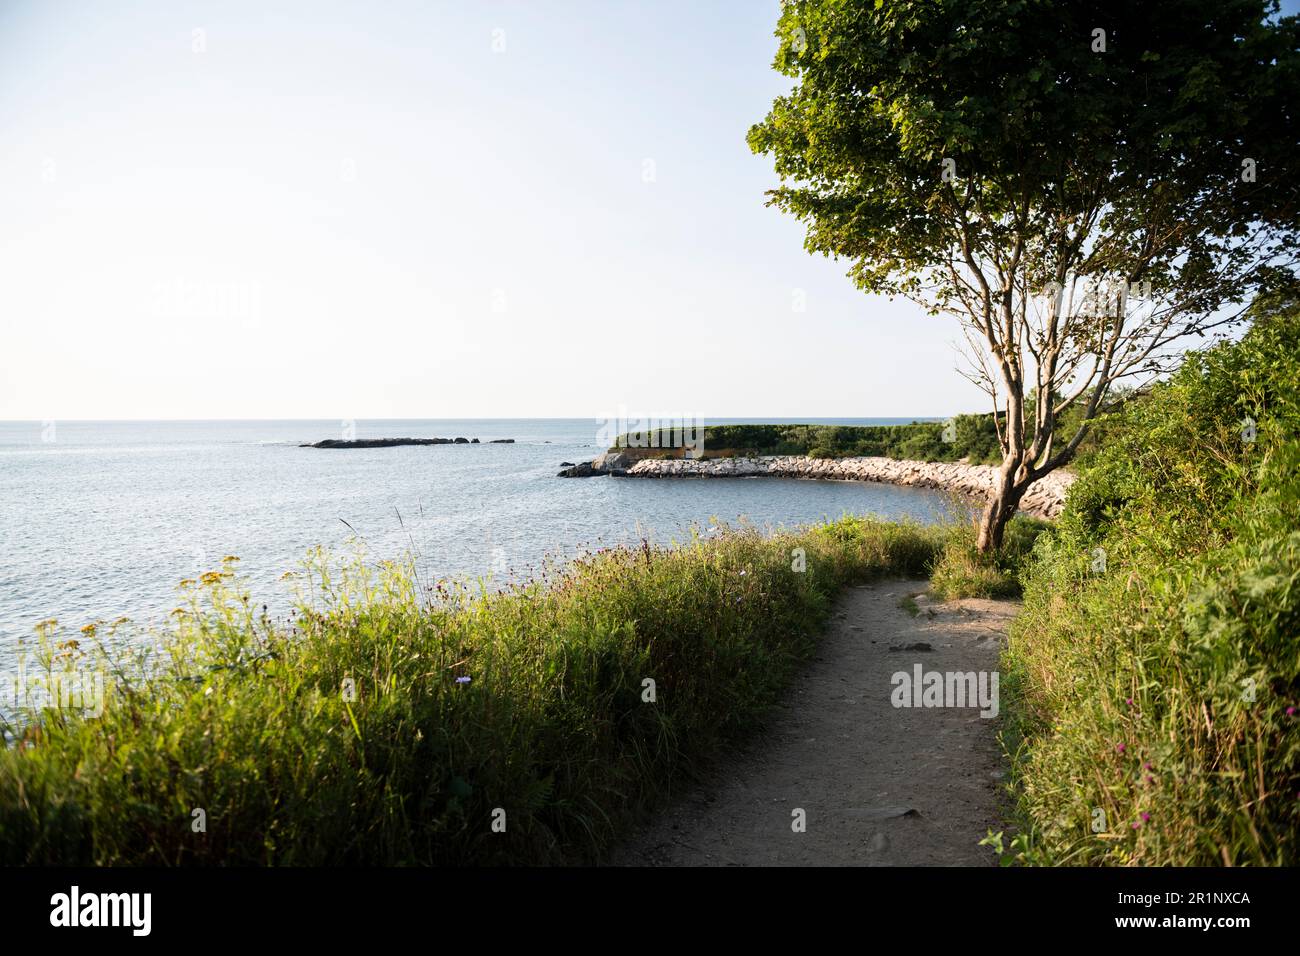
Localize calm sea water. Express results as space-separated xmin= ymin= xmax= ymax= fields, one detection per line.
xmin=0 ymin=418 xmax=959 ymax=668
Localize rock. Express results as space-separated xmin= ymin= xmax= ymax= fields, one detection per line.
xmin=888 ymin=642 xmax=933 ymax=652
xmin=591 ymin=450 xmax=633 ymax=472
xmin=302 ymin=437 xmax=457 ymax=449
xmin=489 ymin=439 xmax=515 ymax=443
xmin=300 ymin=436 xmax=515 ymax=449
xmin=560 ymin=461 xmax=576 ymax=467
xmin=558 ymin=450 xmax=635 ymax=478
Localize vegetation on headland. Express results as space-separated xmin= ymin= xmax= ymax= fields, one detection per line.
xmin=0 ymin=518 xmax=947 ymax=865
xmin=615 ymin=404 xmax=1111 ymax=469
xmin=615 ymin=418 xmax=1006 ymax=464
xmin=995 ymin=299 xmax=1300 ymax=866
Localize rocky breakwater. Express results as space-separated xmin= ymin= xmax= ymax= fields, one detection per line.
xmin=607 ymin=455 xmax=1073 ymax=518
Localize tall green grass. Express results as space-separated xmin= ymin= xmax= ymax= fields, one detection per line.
xmin=0 ymin=516 xmax=946 ymax=865
xmin=999 ymin=301 xmax=1300 ymax=866
xmin=929 ymin=515 xmax=1051 ymax=600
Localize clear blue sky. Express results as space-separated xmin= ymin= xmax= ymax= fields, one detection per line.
xmin=1 ymin=1 xmax=1293 ymax=420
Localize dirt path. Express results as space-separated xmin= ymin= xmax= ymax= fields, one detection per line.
xmin=610 ymin=580 xmax=1018 ymax=866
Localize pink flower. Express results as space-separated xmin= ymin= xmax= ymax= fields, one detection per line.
xmin=1115 ymin=743 xmax=1126 ymax=753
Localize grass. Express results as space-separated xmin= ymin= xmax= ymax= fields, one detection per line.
xmin=994 ymin=298 xmax=1300 ymax=866
xmin=0 ymin=515 xmax=950 ymax=865
xmin=929 ymin=516 xmax=1051 ymax=600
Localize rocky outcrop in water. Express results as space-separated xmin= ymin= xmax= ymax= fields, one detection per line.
xmin=562 ymin=453 xmax=1074 ymax=518
xmin=302 ymin=437 xmax=505 ymax=449
xmin=556 ymin=450 xmax=633 ymax=477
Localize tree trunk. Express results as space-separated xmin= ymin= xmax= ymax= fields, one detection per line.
xmin=976 ymin=457 xmax=1027 ymax=553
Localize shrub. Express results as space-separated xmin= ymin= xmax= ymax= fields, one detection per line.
xmin=1001 ymin=300 xmax=1300 ymax=866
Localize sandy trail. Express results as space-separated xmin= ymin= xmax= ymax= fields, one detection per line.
xmin=610 ymin=580 xmax=1017 ymax=866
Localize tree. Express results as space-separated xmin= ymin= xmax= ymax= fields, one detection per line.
xmin=749 ymin=0 xmax=1300 ymax=551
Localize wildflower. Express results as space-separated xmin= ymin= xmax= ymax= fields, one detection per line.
xmin=1115 ymin=743 xmax=1126 ymax=753
xmin=455 ymin=676 xmax=471 ymax=685
xmin=1126 ymin=698 xmax=1133 ymax=706
xmin=1287 ymin=706 xmax=1296 ymax=716
xmin=1140 ymin=812 xmax=1150 ymax=823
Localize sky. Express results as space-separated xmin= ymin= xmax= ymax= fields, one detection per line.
xmin=2 ymin=1 xmax=1294 ymax=421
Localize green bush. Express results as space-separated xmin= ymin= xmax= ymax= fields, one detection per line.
xmin=0 ymin=516 xmax=949 ymax=865
xmin=615 ymin=418 xmax=1004 ymax=463
xmin=1001 ymin=301 xmax=1300 ymax=866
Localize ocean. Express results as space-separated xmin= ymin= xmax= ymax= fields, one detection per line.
xmin=0 ymin=418 xmax=961 ymax=670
